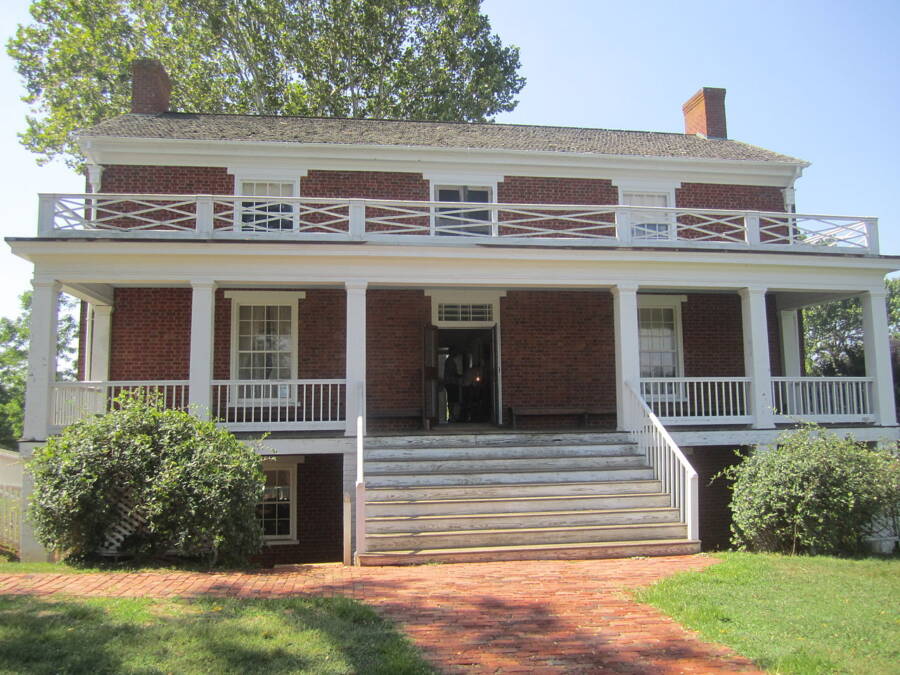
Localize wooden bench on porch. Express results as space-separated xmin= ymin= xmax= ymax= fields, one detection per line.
xmin=508 ymin=406 xmax=615 ymax=429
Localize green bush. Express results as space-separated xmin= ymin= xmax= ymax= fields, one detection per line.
xmin=27 ymin=394 xmax=265 ymax=564
xmin=720 ymin=425 xmax=900 ymax=555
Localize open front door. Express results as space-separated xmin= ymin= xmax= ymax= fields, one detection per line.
xmin=423 ymin=324 xmax=439 ymax=430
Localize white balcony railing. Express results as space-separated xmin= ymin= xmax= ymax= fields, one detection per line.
xmin=37 ymin=194 xmax=880 ymax=254
xmin=640 ymin=377 xmax=752 ymax=424
xmin=50 ymin=380 xmax=190 ymax=428
xmin=771 ymin=377 xmax=874 ymax=422
xmin=211 ymin=379 xmax=347 ymax=431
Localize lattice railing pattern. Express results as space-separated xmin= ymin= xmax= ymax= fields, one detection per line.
xmin=39 ymin=194 xmax=879 ymax=253
xmin=98 ymin=489 xmax=147 ymax=556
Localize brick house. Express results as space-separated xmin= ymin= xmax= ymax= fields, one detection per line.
xmin=10 ymin=61 xmax=899 ymax=564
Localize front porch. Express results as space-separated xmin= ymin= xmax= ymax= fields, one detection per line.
xmin=27 ymin=282 xmax=897 ymax=440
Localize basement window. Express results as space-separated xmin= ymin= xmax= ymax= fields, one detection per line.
xmin=258 ymin=466 xmax=297 ymax=542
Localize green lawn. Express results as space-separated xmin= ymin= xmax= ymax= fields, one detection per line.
xmin=0 ymin=595 xmax=434 ymax=674
xmin=635 ymin=552 xmax=900 ymax=674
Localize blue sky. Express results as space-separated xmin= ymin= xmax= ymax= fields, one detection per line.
xmin=1 ymin=0 xmax=899 ymax=319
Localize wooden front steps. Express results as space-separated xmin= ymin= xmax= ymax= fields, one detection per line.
xmin=359 ymin=432 xmax=699 ymax=565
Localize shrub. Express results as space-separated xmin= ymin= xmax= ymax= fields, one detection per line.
xmin=27 ymin=394 xmax=265 ymax=564
xmin=720 ymin=425 xmax=900 ymax=555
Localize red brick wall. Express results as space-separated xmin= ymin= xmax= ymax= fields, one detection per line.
xmin=300 ymin=170 xmax=429 ymax=199
xmin=501 ymin=291 xmax=615 ymax=427
xmin=682 ymin=293 xmax=782 ymax=377
xmin=682 ymin=294 xmax=745 ymax=377
xmin=366 ymin=290 xmax=430 ymax=429
xmin=676 ymin=183 xmax=785 ymax=212
xmin=100 ymin=165 xmax=233 ymax=194
xmin=253 ymin=454 xmax=344 ymax=566
xmin=686 ymin=445 xmax=748 ymax=551
xmin=498 ymin=176 xmax=618 ymax=204
xmin=109 ymin=288 xmax=191 ymax=380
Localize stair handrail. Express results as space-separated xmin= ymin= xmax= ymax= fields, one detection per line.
xmin=624 ymin=381 xmax=699 ymax=541
xmin=354 ymin=383 xmax=366 ymax=559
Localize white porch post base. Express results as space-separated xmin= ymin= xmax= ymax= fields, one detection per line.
xmin=22 ymin=279 xmax=60 ymax=442
xmin=613 ymin=284 xmax=640 ymax=431
xmin=740 ymin=287 xmax=775 ymax=429
xmin=188 ymin=281 xmax=216 ymax=419
xmin=345 ymin=280 xmax=367 ymax=436
xmin=18 ymin=443 xmax=51 ymax=562
xmin=861 ymin=289 xmax=898 ymax=426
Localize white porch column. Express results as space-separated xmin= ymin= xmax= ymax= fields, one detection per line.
xmin=88 ymin=305 xmax=113 ymax=381
xmin=779 ymin=309 xmax=802 ymax=377
xmin=345 ymin=280 xmax=367 ymax=436
xmin=18 ymin=442 xmax=51 ymax=562
xmin=740 ymin=287 xmax=775 ymax=429
xmin=861 ymin=288 xmax=897 ymax=426
xmin=22 ymin=279 xmax=60 ymax=442
xmin=613 ymin=283 xmax=640 ymax=431
xmin=188 ymin=281 xmax=216 ymax=419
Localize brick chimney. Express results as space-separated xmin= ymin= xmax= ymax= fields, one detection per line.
xmin=682 ymin=87 xmax=727 ymax=139
xmin=131 ymin=58 xmax=171 ymax=114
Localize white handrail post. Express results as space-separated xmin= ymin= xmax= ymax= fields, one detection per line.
xmin=349 ymin=199 xmax=365 ymax=240
xmin=342 ymin=492 xmax=352 ymax=565
xmin=196 ymin=195 xmax=214 ymax=236
xmin=37 ymin=194 xmax=57 ymax=236
xmin=687 ymin=472 xmax=699 ymax=541
xmin=354 ymin=412 xmax=366 ymax=561
xmin=745 ymin=212 xmax=761 ymax=247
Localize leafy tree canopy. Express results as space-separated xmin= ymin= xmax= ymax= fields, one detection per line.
xmin=803 ymin=278 xmax=900 ymax=376
xmin=8 ymin=0 xmax=526 ymax=169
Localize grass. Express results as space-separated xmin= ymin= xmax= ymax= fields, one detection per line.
xmin=0 ymin=594 xmax=435 ymax=674
xmin=635 ymin=552 xmax=900 ymax=674
xmin=0 ymin=551 xmax=263 ymax=575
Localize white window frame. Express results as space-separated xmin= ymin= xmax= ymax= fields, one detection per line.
xmin=638 ymin=294 xmax=687 ymax=400
xmin=224 ymin=291 xmax=305 ymax=404
xmin=424 ymin=172 xmax=502 ymax=236
xmin=613 ymin=179 xmax=681 ymax=242
xmin=259 ymin=462 xmax=298 ymax=544
xmin=229 ymin=170 xmax=303 ymax=233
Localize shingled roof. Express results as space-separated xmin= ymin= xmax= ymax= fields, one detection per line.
xmin=81 ymin=112 xmax=805 ymax=164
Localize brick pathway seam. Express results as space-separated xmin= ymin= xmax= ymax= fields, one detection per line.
xmin=0 ymin=555 xmax=761 ymax=674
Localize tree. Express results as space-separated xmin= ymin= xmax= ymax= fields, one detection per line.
xmin=0 ymin=291 xmax=78 ymax=448
xmin=803 ymin=278 xmax=900 ymax=376
xmin=28 ymin=393 xmax=265 ymax=564
xmin=8 ymin=0 xmax=525 ymax=169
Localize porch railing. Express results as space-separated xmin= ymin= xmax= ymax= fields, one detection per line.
xmin=771 ymin=377 xmax=874 ymax=422
xmin=640 ymin=377 xmax=752 ymax=424
xmin=624 ymin=382 xmax=698 ymax=540
xmin=210 ymin=379 xmax=346 ymax=431
xmin=38 ymin=193 xmax=880 ymax=255
xmin=50 ymin=380 xmax=190 ymax=428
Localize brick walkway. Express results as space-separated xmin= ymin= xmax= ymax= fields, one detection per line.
xmin=0 ymin=555 xmax=760 ymax=673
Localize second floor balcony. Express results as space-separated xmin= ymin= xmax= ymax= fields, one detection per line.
xmin=36 ymin=193 xmax=880 ymax=255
